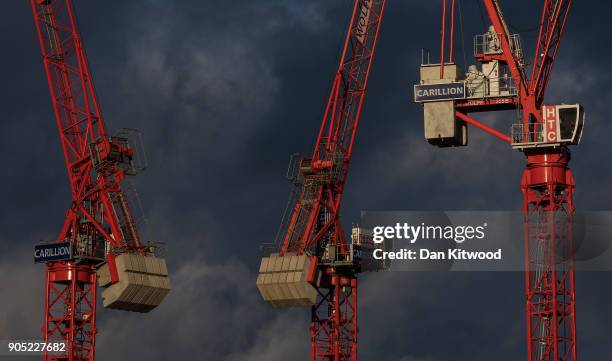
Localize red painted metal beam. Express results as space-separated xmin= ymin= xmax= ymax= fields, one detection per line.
xmin=529 ymin=0 xmax=572 ymax=106
xmin=481 ymin=0 xmax=540 ymax=124
xmin=440 ymin=0 xmax=447 ymax=78
xmin=455 ymin=111 xmax=511 ymax=143
xmin=449 ymin=0 xmax=456 ymax=64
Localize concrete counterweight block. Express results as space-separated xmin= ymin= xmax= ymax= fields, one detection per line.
xmin=419 ymin=63 xmax=468 ymax=147
xmin=96 ymin=253 xmax=171 ymax=313
xmin=256 ymin=253 xmax=318 ymax=308
xmin=424 ymin=101 xmax=467 ymax=147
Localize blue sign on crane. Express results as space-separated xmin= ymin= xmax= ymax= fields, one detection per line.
xmin=414 ymin=82 xmax=466 ymax=102
xmin=34 ymin=242 xmax=72 ymax=263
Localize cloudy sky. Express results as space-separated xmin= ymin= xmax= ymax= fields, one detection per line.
xmin=0 ymin=1 xmax=611 ymax=360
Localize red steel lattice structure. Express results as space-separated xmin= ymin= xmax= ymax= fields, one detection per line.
xmin=484 ymin=2 xmax=577 ymax=360
xmin=276 ymin=1 xmax=386 ymax=360
xmin=439 ymin=1 xmax=577 ymax=360
xmin=522 ymin=151 xmax=577 ymax=361
xmin=31 ymin=1 xmax=145 ymax=359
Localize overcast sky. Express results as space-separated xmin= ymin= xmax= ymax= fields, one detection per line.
xmin=1 ymin=1 xmax=611 ymax=360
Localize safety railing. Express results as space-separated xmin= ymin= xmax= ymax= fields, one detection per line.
xmin=474 ymin=33 xmax=523 ymax=59
xmin=465 ymin=76 xmax=518 ymax=98
xmin=511 ymin=123 xmax=544 ymax=145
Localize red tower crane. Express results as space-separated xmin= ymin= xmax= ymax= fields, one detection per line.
xmin=416 ymin=1 xmax=581 ymax=361
xmin=257 ymin=1 xmax=386 ymax=360
xmin=30 ymin=1 xmax=170 ymax=360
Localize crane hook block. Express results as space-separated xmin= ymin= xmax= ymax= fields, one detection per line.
xmin=256 ymin=253 xmax=320 ymax=308
xmin=97 ymin=253 xmax=171 ymax=313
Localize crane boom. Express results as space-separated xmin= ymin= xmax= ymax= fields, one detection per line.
xmin=257 ymin=1 xmax=386 ymax=360
xmin=281 ymin=0 xmax=385 ymax=258
xmin=529 ymin=0 xmax=572 ymax=106
xmin=31 ymin=1 xmax=170 ymax=359
xmin=32 ymin=0 xmax=140 ymax=258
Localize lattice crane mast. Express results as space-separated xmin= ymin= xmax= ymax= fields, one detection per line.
xmin=30 ymin=1 xmax=171 ymax=360
xmin=257 ymin=1 xmax=386 ymax=360
xmin=415 ymin=1 xmax=581 ymax=361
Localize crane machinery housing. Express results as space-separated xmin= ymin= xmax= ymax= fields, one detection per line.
xmin=414 ymin=1 xmax=581 ymax=361
xmin=30 ymin=1 xmax=171 ymax=359
xmin=257 ymin=1 xmax=387 ymax=360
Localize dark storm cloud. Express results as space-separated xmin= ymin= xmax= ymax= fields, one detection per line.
xmin=1 ymin=1 xmax=611 ymax=361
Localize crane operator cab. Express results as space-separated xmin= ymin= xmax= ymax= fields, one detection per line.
xmin=511 ymin=104 xmax=585 ymax=149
